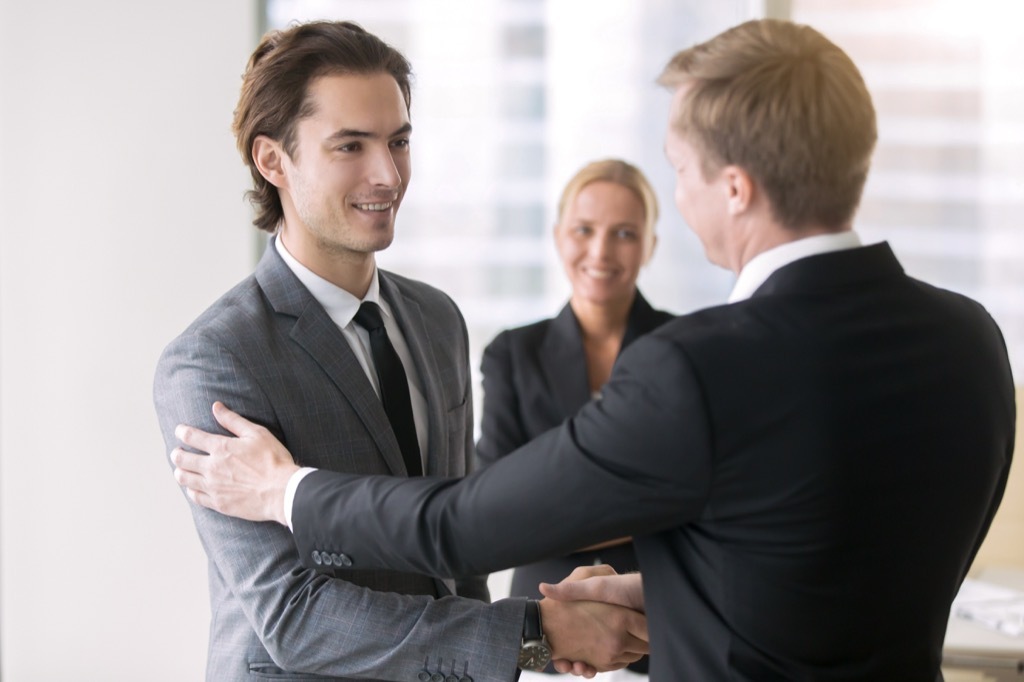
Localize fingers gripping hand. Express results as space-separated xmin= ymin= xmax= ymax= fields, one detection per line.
xmin=540 ymin=570 xmax=645 ymax=613
xmin=171 ymin=402 xmax=298 ymax=525
xmin=547 ymin=563 xmax=618 ymax=585
xmin=551 ymin=659 xmax=599 ymax=678
xmin=539 ymin=597 xmax=649 ymax=676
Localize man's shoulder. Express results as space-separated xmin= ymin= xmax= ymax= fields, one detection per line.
xmin=380 ymin=269 xmax=465 ymax=325
xmin=160 ymin=273 xmax=272 ymax=357
xmin=651 ymin=302 xmax=744 ymax=344
xmin=382 ymin=266 xmax=450 ymax=296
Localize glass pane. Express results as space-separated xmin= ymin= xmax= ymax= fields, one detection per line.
xmin=789 ymin=0 xmax=1024 ymax=379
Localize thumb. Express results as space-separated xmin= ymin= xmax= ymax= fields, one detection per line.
xmin=625 ymin=608 xmax=649 ymax=644
xmin=539 ymin=579 xmax=595 ymax=602
xmin=212 ymin=401 xmax=261 ymax=437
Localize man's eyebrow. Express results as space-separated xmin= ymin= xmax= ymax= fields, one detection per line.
xmin=326 ymin=128 xmax=372 ymax=141
xmin=326 ymin=123 xmax=413 ymax=142
xmin=390 ymin=122 xmax=413 ymax=137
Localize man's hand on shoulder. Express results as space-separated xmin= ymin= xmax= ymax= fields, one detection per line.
xmin=172 ymin=402 xmax=298 ymax=525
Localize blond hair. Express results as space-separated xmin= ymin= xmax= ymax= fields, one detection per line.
xmin=658 ymin=19 xmax=876 ymax=230
xmin=557 ymin=159 xmax=659 ymax=262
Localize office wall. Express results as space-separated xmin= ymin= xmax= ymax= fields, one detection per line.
xmin=0 ymin=1 xmax=258 ymax=679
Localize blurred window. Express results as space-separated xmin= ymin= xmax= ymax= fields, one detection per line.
xmin=265 ymin=0 xmax=1024 ymax=392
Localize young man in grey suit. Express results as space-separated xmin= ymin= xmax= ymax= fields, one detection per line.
xmin=154 ymin=21 xmax=647 ymax=682
xmin=173 ymin=18 xmax=1016 ymax=681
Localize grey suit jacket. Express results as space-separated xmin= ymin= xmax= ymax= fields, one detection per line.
xmin=154 ymin=240 xmax=524 ymax=682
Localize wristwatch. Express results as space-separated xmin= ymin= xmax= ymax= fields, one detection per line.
xmin=517 ymin=600 xmax=552 ymax=671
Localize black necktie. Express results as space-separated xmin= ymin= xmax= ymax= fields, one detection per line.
xmin=354 ymin=301 xmax=423 ymax=476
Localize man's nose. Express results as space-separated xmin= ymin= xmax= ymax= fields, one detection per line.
xmin=370 ymin=147 xmax=402 ymax=188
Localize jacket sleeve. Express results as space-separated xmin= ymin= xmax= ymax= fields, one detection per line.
xmin=476 ymin=330 xmax=529 ymax=467
xmin=291 ymin=333 xmax=715 ymax=578
xmin=154 ymin=330 xmax=524 ymax=681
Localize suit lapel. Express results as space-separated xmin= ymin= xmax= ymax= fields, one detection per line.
xmin=379 ymin=273 xmax=450 ymax=477
xmin=254 ymin=242 xmax=407 ymax=476
xmin=622 ymin=291 xmax=666 ymax=348
xmin=540 ymin=304 xmax=592 ymax=416
xmin=541 ymin=293 xmax=668 ymax=414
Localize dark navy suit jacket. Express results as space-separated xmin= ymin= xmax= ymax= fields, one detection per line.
xmin=291 ymin=244 xmax=1016 ymax=681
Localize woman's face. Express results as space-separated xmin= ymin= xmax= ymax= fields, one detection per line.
xmin=556 ymin=180 xmax=649 ymax=309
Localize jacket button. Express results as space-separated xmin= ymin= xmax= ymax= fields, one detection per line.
xmin=338 ymin=553 xmax=353 ymax=567
xmin=322 ymin=551 xmax=334 ymax=566
xmin=311 ymin=551 xmax=322 ymax=566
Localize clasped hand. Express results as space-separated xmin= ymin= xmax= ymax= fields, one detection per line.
xmin=539 ymin=565 xmax=648 ymax=677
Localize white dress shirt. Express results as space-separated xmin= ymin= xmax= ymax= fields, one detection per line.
xmin=728 ymin=231 xmax=862 ymax=303
xmin=275 ymin=238 xmax=429 ymax=528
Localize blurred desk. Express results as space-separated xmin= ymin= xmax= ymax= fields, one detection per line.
xmin=944 ymin=567 xmax=1024 ymax=681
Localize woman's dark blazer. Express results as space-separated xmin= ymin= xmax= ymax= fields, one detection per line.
xmin=476 ymin=291 xmax=672 ymax=673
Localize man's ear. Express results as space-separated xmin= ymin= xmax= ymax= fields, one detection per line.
xmin=723 ymin=165 xmax=754 ymax=216
xmin=252 ymin=135 xmax=288 ymax=189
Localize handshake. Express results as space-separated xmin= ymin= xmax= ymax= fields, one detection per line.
xmin=533 ymin=565 xmax=647 ymax=678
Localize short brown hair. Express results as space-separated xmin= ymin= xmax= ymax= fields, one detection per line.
xmin=232 ymin=21 xmax=413 ymax=233
xmin=557 ymin=159 xmax=660 ymax=262
xmin=658 ymin=19 xmax=876 ymax=231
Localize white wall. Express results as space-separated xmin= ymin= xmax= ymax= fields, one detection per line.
xmin=0 ymin=1 xmax=258 ymax=679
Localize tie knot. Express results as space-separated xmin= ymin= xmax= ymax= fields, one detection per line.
xmin=354 ymin=301 xmax=385 ymax=332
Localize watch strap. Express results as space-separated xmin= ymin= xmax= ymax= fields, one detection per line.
xmin=523 ymin=599 xmax=543 ymax=641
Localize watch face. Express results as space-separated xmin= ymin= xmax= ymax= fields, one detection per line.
xmin=517 ymin=641 xmax=552 ymax=671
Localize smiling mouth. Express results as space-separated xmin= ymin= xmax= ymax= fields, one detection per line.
xmin=353 ymin=201 xmax=395 ymax=212
xmin=583 ymin=268 xmax=616 ymax=280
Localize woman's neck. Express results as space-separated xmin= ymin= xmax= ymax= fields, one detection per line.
xmin=570 ymin=291 xmax=636 ymax=392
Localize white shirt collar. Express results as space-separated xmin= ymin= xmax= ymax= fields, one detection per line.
xmin=273 ymin=237 xmax=386 ymax=328
xmin=728 ymin=231 xmax=862 ymax=303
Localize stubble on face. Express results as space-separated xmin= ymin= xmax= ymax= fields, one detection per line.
xmin=289 ymin=166 xmax=398 ymax=259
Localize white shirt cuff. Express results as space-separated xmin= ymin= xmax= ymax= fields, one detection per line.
xmin=284 ymin=467 xmax=317 ymax=531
